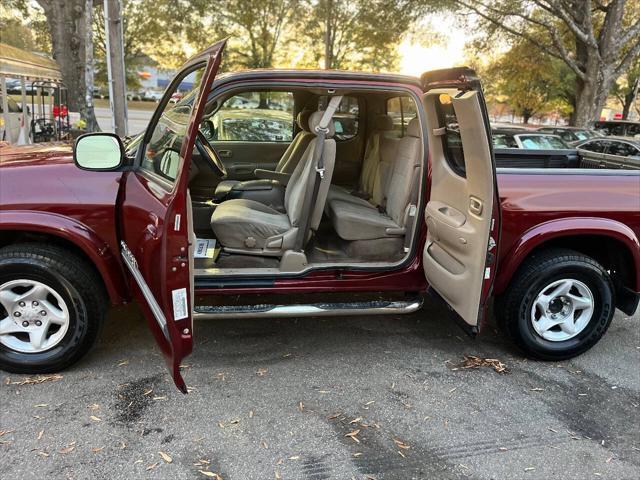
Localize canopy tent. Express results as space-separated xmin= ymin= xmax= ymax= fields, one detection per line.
xmin=0 ymin=43 xmax=61 ymax=81
xmin=0 ymin=43 xmax=63 ymax=144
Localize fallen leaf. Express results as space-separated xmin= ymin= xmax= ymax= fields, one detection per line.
xmin=276 ymin=458 xmax=284 ymax=465
xmin=34 ymin=404 xmax=48 ymax=408
xmin=229 ymin=419 xmax=240 ymax=425
xmin=117 ymin=359 xmax=129 ymax=366
xmin=298 ymin=401 xmax=304 ymax=412
xmin=289 ymin=455 xmax=300 ymax=460
xmin=90 ymin=416 xmax=102 ymax=422
xmin=91 ymin=447 xmax=104 ymax=453
xmin=153 ymin=396 xmax=167 ymax=401
xmin=256 ymin=368 xmax=268 ymax=376
xmin=353 ymin=452 xmax=363 ymax=458
xmin=524 ymin=467 xmax=535 ymax=472
xmin=0 ymin=430 xmax=14 ymax=436
xmin=349 ymin=417 xmax=362 ymax=424
xmin=59 ymin=442 xmax=76 ymax=454
xmin=198 ymin=471 xmax=218 ymax=478
xmin=393 ymin=438 xmax=410 ymax=450
xmin=275 ymin=471 xmax=281 ymax=480
xmin=345 ymin=429 xmax=361 ymax=443
xmin=455 ymin=355 xmax=508 ymax=374
xmin=88 ymin=403 xmax=100 ymax=411
xmin=249 ymin=410 xmax=254 ymax=418
xmin=146 ymin=462 xmax=159 ymax=471
xmin=5 ymin=374 xmax=63 ymax=386
xmin=143 ymin=389 xmax=153 ymax=396
xmin=159 ymin=451 xmax=173 ymax=463
xmin=398 ymin=450 xmax=406 ymax=458
xmin=261 ymin=441 xmax=268 ymax=449
xmin=530 ymin=388 xmax=544 ymax=392
xmin=37 ymin=430 xmax=44 ymax=440
xmin=218 ymin=421 xmax=225 ymax=429
xmin=327 ymin=412 xmax=342 ymax=420
xmin=37 ymin=451 xmax=49 ymax=457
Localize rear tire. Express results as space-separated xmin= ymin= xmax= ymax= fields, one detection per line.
xmin=0 ymin=243 xmax=107 ymax=374
xmin=497 ymin=248 xmax=614 ymax=361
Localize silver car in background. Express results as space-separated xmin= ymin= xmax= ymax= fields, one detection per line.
xmin=577 ymin=137 xmax=640 ymax=169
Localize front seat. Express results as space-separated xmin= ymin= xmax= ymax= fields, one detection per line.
xmin=210 ymin=111 xmax=337 ymax=256
xmin=213 ymin=110 xmax=315 ymax=203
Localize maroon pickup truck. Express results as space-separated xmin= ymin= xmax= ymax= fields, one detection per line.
xmin=1 ymin=41 xmax=638 ymax=392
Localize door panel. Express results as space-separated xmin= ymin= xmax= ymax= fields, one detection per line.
xmin=421 ymin=78 xmax=499 ymax=330
xmin=118 ymin=40 xmax=226 ymax=392
xmin=211 ymin=141 xmax=288 ymax=180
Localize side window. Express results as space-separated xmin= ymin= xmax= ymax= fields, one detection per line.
xmin=386 ymin=96 xmax=417 ymax=138
xmin=0 ymin=97 xmax=22 ymax=113
xmin=210 ymin=91 xmax=294 ymax=142
xmin=318 ymin=95 xmax=359 ymax=141
xmin=140 ymin=66 xmax=204 ymax=183
xmin=607 ymin=142 xmax=637 ymax=157
xmin=435 ymin=93 xmax=466 ymax=177
xmin=581 ymin=141 xmax=605 ymax=153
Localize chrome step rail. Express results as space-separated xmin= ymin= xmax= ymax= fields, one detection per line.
xmin=193 ymin=297 xmax=423 ymax=320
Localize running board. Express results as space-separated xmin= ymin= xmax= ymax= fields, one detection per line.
xmin=193 ymin=298 xmax=423 ymax=320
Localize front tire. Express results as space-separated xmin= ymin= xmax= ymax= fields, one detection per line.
xmin=0 ymin=243 xmax=107 ymax=374
xmin=498 ymin=248 xmax=614 ymax=361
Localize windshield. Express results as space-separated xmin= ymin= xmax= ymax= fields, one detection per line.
xmin=518 ymin=135 xmax=569 ymax=150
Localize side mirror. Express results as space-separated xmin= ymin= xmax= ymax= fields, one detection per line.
xmin=74 ymin=133 xmax=124 ymax=170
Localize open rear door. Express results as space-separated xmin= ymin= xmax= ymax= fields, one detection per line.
xmin=420 ymin=68 xmax=500 ymax=333
xmin=118 ymin=40 xmax=225 ymax=392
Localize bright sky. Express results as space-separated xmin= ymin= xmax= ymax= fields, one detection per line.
xmin=398 ymin=17 xmax=469 ymax=76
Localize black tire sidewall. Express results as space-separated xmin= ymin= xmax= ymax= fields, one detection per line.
xmin=0 ymin=256 xmax=91 ymax=372
xmin=514 ymin=260 xmax=613 ymax=359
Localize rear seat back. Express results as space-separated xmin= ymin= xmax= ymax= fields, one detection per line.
xmin=384 ymin=117 xmax=422 ymax=226
xmin=371 ymin=131 xmax=400 ymax=206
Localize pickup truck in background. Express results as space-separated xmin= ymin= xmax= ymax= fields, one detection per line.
xmin=1 ymin=40 xmax=638 ymax=392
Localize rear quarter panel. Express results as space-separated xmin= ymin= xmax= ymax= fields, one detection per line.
xmin=494 ymin=170 xmax=640 ymax=293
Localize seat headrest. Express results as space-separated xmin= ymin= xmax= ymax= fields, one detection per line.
xmin=407 ymin=117 xmax=421 ymax=138
xmin=296 ymin=110 xmax=313 ymax=132
xmin=308 ymin=111 xmax=336 ymax=138
xmin=373 ymin=114 xmax=393 ymax=131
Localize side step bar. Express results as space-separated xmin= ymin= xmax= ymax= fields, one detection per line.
xmin=193 ymin=297 xmax=423 ymax=320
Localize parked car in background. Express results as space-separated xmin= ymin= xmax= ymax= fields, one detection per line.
xmin=143 ymin=90 xmax=164 ymax=102
xmin=492 ymin=129 xmax=571 ymax=149
xmin=537 ymin=126 xmax=601 ymax=146
xmin=594 ymin=120 xmax=640 ymax=138
xmin=577 ymin=137 xmax=640 ymax=169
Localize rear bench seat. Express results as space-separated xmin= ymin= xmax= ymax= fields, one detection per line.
xmin=327 ymin=117 xmax=422 ymax=241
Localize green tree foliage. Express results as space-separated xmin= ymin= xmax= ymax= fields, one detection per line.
xmin=302 ymin=0 xmax=430 ymax=71
xmin=92 ymin=0 xmax=198 ymax=89
xmin=455 ymin=0 xmax=640 ymax=126
xmin=484 ymin=41 xmax=574 ymax=123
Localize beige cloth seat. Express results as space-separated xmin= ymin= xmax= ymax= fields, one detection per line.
xmin=326 ymin=114 xmax=397 ymax=208
xmin=211 ymin=111 xmax=337 ymax=256
xmin=328 ymin=118 xmax=422 ymax=241
xmin=214 ymin=110 xmax=314 ymax=199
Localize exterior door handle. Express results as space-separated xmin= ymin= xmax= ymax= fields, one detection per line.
xmin=218 ymin=150 xmax=232 ymax=157
xmin=469 ymin=196 xmax=483 ymax=216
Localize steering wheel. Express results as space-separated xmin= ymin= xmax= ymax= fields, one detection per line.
xmin=195 ymin=130 xmax=227 ymax=178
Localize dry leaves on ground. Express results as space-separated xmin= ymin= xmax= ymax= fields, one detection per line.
xmin=453 ymin=355 xmax=508 ymax=374
xmin=345 ymin=429 xmax=361 ymax=443
xmin=5 ymin=374 xmax=63 ymax=386
xmin=159 ymin=451 xmax=173 ymax=463
xmin=199 ymin=471 xmax=222 ymax=479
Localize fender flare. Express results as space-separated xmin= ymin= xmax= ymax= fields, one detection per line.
xmin=495 ymin=217 xmax=640 ymax=294
xmin=0 ymin=210 xmax=129 ymax=304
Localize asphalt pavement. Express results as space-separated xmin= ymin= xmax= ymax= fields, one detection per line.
xmin=1 ymin=298 xmax=638 ymax=480
xmin=94 ymin=107 xmax=152 ymax=135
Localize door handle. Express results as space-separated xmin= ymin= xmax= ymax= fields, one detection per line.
xmin=218 ymin=150 xmax=232 ymax=157
xmin=469 ymin=196 xmax=483 ymax=216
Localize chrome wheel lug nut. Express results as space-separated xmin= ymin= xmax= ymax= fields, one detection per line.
xmin=22 ymin=321 xmax=29 ymax=327
xmin=35 ymin=320 xmax=42 ymax=327
xmin=40 ymin=310 xmax=46 ymax=316
xmin=18 ymin=301 xmax=25 ymax=307
xmin=14 ymin=311 xmax=21 ymax=317
xmin=32 ymin=301 xmax=39 ymax=307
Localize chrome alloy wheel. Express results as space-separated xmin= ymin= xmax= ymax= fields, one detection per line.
xmin=530 ymin=278 xmax=594 ymax=342
xmin=0 ymin=279 xmax=70 ymax=353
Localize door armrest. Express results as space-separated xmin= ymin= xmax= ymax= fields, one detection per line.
xmin=254 ymin=169 xmax=292 ymax=185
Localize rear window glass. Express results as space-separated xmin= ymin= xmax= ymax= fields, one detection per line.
xmin=435 ymin=93 xmax=466 ymax=177
xmin=386 ymin=96 xmax=417 ymax=138
xmin=318 ymin=95 xmax=359 ymax=141
xmin=607 ymin=141 xmax=639 ymax=157
xmin=493 ymin=133 xmax=518 ymax=148
xmin=518 ymin=135 xmax=568 ymax=150
xmin=580 ymin=140 xmax=606 ymax=153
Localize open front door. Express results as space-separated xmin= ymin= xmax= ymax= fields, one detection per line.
xmin=420 ymin=68 xmax=500 ymax=333
xmin=118 ymin=41 xmax=225 ymax=392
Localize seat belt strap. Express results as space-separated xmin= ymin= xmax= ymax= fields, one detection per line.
xmin=294 ymin=95 xmax=343 ymax=250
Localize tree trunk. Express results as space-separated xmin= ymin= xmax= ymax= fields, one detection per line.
xmin=522 ymin=109 xmax=532 ymax=124
xmin=572 ymin=55 xmax=617 ymax=128
xmin=84 ymin=0 xmax=99 ymax=131
xmin=37 ymin=0 xmax=99 ymax=131
xmin=622 ymin=77 xmax=639 ymax=120
xmin=323 ymin=0 xmax=333 ymax=69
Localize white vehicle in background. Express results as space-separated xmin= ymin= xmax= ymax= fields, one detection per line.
xmin=0 ymin=95 xmax=29 ymax=144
